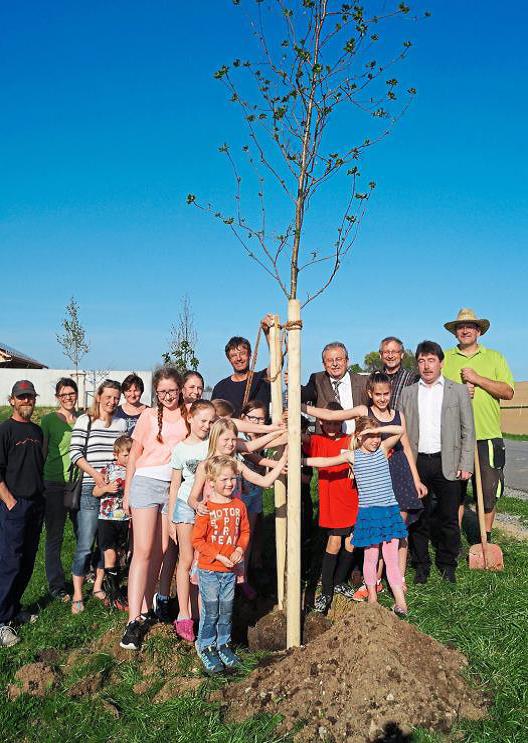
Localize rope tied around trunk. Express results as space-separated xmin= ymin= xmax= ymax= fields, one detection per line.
xmin=242 ymin=317 xmax=303 ymax=408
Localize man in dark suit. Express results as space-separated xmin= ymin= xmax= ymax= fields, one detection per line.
xmin=301 ymin=342 xmax=368 ymax=433
xmin=399 ymin=341 xmax=475 ymax=584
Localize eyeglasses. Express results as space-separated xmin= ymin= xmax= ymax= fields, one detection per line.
xmin=246 ymin=414 xmax=266 ymax=423
xmin=58 ymin=393 xmax=77 ymax=399
xmin=156 ymin=389 xmax=179 ymax=399
xmin=325 ymin=357 xmax=347 ymax=364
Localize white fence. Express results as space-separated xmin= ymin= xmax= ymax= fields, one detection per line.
xmin=0 ymin=369 xmax=153 ymax=408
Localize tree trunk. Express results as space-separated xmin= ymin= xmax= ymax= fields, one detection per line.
xmin=286 ymin=299 xmax=301 ymax=647
xmin=269 ymin=315 xmax=286 ymax=610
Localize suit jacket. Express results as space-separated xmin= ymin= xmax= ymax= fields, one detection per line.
xmin=399 ymin=378 xmax=475 ymax=481
xmin=302 ymin=371 xmax=368 ymax=432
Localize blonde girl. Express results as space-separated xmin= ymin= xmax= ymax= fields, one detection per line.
xmin=120 ymin=367 xmax=188 ymax=651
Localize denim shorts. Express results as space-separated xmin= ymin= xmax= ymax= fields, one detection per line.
xmin=129 ymin=475 xmax=169 ymax=511
xmin=173 ymin=498 xmax=196 ymax=525
xmin=241 ymin=484 xmax=263 ymax=514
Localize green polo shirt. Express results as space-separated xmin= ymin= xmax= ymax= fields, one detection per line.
xmin=443 ymin=344 xmax=514 ymax=440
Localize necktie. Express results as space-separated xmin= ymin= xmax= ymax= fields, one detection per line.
xmin=332 ymin=380 xmax=341 ymax=404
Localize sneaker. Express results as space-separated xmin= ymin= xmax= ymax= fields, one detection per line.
xmin=0 ymin=624 xmax=20 ymax=647
xmin=196 ymin=643 xmax=224 ymax=674
xmin=392 ymin=604 xmax=408 ymax=619
xmin=153 ymin=593 xmax=171 ymax=623
xmin=217 ymin=642 xmax=242 ymax=669
xmin=333 ymin=582 xmax=356 ymax=600
xmin=173 ymin=618 xmax=195 ymax=642
xmin=140 ymin=609 xmax=157 ymax=626
xmin=120 ymin=620 xmax=143 ymax=651
xmin=352 ymin=581 xmax=383 ymax=602
xmin=14 ymin=610 xmax=38 ymax=626
xmin=313 ymin=594 xmax=332 ymax=614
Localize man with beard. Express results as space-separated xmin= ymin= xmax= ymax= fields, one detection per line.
xmin=0 ymin=380 xmax=44 ymax=646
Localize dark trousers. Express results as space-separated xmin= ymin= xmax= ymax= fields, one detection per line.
xmin=409 ymin=455 xmax=461 ymax=572
xmin=44 ymin=481 xmax=78 ymax=593
xmin=0 ymin=497 xmax=45 ymax=623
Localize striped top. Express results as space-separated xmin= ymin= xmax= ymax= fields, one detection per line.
xmin=70 ymin=414 xmax=127 ymax=484
xmin=352 ymin=448 xmax=398 ymax=508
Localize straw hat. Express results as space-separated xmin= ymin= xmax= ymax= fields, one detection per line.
xmin=444 ymin=308 xmax=490 ymax=336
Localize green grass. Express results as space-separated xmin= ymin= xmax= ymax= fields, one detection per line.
xmin=1 ymin=491 xmax=528 ymax=741
xmin=497 ymin=496 xmax=528 ymax=526
xmin=503 ymin=433 xmax=528 ymax=441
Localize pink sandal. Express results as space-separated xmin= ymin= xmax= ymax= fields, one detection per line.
xmin=173 ymin=618 xmax=195 ymax=642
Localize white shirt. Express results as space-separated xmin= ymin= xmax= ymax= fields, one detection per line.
xmin=418 ymin=375 xmax=444 ymax=453
xmin=331 ymin=373 xmax=355 ymax=434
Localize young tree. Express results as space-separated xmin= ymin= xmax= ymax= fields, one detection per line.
xmin=56 ymin=297 xmax=90 ymax=377
xmin=189 ymin=0 xmax=426 ymax=645
xmin=163 ymin=295 xmax=200 ymax=374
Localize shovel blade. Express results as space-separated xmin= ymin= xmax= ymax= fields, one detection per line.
xmin=468 ymin=543 xmax=504 ymax=571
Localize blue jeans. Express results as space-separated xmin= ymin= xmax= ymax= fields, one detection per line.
xmin=197 ymin=569 xmax=236 ymax=650
xmin=71 ymin=482 xmax=103 ymax=577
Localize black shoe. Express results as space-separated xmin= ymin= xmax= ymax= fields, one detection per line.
xmin=440 ymin=568 xmax=456 ymax=583
xmin=120 ymin=620 xmax=143 ymax=650
xmin=313 ymin=594 xmax=332 ymax=614
xmin=50 ymin=588 xmax=71 ymax=603
xmin=140 ymin=608 xmax=157 ymax=626
xmin=414 ymin=570 xmax=429 ymax=585
xmin=153 ymin=593 xmax=171 ymax=623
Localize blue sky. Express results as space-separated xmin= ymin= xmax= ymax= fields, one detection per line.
xmin=2 ymin=1 xmax=527 ymax=383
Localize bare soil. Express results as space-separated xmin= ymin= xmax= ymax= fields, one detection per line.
xmin=7 ymin=662 xmax=60 ymax=700
xmin=222 ymin=603 xmax=486 ymax=742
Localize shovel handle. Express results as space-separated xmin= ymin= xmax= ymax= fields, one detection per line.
xmin=473 ymin=444 xmax=488 ymax=568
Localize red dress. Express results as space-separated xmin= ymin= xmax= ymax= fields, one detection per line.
xmin=303 ymin=434 xmax=359 ymax=529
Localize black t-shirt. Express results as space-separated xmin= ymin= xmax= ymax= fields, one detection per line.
xmin=211 ymin=369 xmax=271 ymax=418
xmin=0 ymin=418 xmax=44 ymax=499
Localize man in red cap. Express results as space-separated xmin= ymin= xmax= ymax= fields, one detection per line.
xmin=443 ymin=309 xmax=514 ymax=541
xmin=0 ymin=380 xmax=45 ymax=647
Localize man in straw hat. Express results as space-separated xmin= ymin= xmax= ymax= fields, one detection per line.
xmin=443 ymin=309 xmax=514 ymax=541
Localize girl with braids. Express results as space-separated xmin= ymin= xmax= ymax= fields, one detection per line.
xmin=303 ymin=371 xmax=426 ymax=597
xmin=303 ymin=416 xmax=409 ymax=617
xmin=120 ymin=367 xmax=188 ymax=651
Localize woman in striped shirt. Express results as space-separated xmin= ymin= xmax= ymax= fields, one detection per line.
xmin=69 ymin=380 xmax=127 ymax=614
xmin=303 ymin=416 xmax=408 ymax=617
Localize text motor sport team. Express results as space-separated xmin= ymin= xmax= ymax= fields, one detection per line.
xmin=0 ymin=307 xmax=514 ymax=661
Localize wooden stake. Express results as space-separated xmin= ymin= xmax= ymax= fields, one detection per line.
xmin=286 ymin=299 xmax=301 ymax=647
xmin=269 ymin=316 xmax=286 ymax=609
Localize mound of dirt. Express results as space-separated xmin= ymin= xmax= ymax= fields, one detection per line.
xmin=222 ymin=603 xmax=486 ymax=742
xmin=248 ymin=607 xmax=332 ymax=651
xmin=7 ymin=662 xmax=60 ymax=700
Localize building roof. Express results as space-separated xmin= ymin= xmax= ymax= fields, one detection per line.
xmin=0 ymin=342 xmax=48 ymax=369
